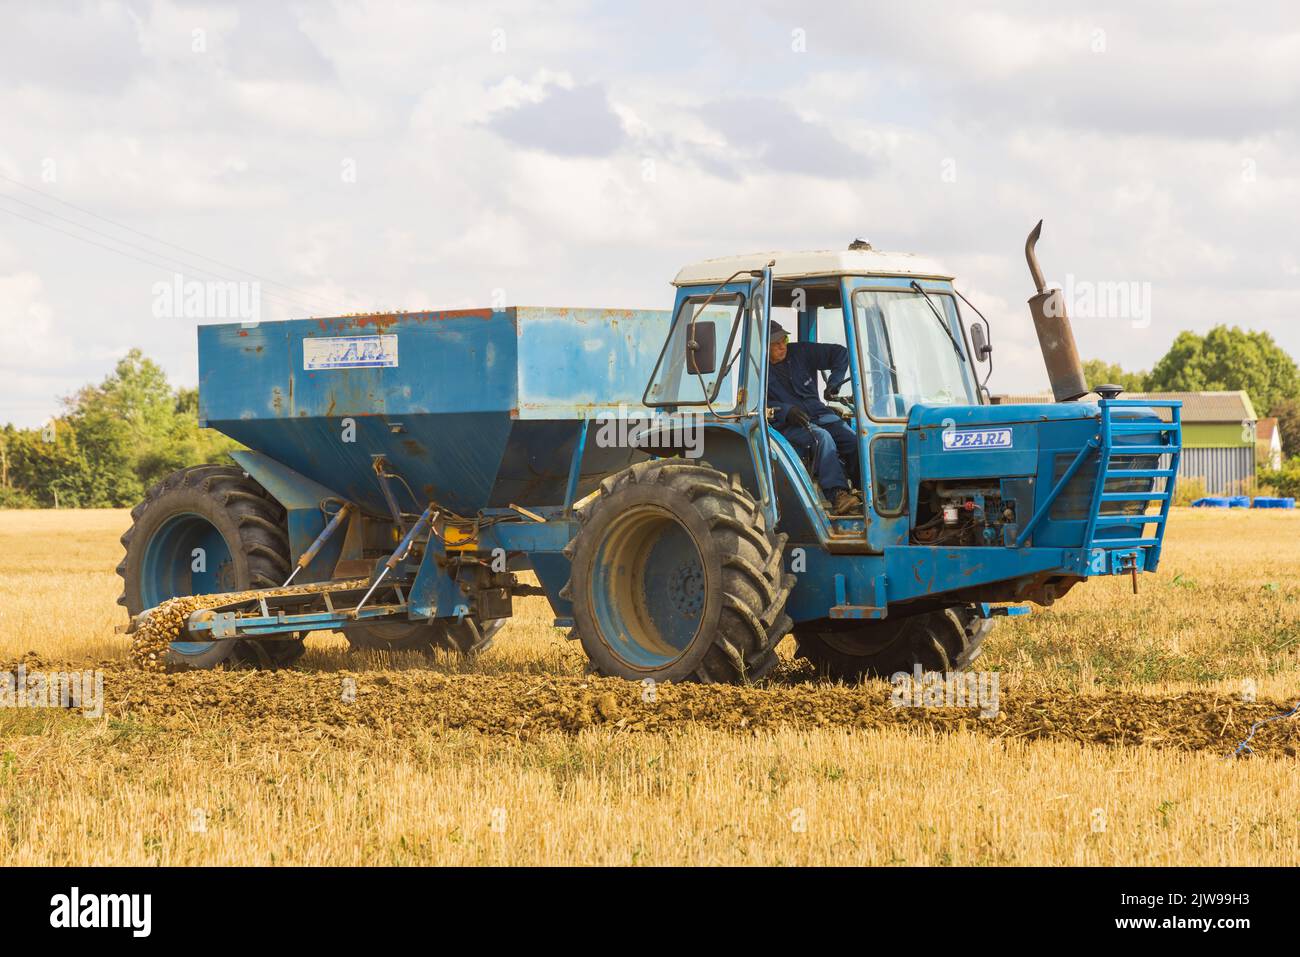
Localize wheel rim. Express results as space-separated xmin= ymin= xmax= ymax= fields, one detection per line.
xmin=590 ymin=505 xmax=707 ymax=670
xmin=141 ymin=512 xmax=237 ymax=660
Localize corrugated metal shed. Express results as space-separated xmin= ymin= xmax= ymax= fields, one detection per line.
xmin=1180 ymin=447 xmax=1256 ymax=495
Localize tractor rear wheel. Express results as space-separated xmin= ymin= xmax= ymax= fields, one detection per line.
xmin=563 ymin=460 xmax=794 ymax=684
xmin=342 ymin=617 xmax=503 ymax=656
xmin=794 ymin=606 xmax=993 ymax=683
xmin=117 ymin=464 xmax=305 ymax=670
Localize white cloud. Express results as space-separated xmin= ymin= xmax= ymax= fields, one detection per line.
xmin=0 ymin=272 xmax=59 ymax=364
xmin=0 ymin=1 xmax=1297 ymax=426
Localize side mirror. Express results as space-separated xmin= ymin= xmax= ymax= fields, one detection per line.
xmin=970 ymin=322 xmax=992 ymax=361
xmin=686 ymin=320 xmax=717 ymax=375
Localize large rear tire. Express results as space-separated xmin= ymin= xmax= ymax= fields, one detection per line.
xmin=117 ymin=464 xmax=304 ymax=670
xmin=563 ymin=459 xmax=794 ymax=683
xmin=794 ymin=605 xmax=992 ymax=683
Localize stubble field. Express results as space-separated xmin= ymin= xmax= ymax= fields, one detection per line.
xmin=0 ymin=507 xmax=1296 ymax=865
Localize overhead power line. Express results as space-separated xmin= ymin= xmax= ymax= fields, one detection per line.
xmin=0 ymin=170 xmax=348 ymax=316
xmin=0 ymin=194 xmax=334 ymax=316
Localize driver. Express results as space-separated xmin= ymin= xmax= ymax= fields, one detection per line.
xmin=766 ymin=320 xmax=863 ymax=515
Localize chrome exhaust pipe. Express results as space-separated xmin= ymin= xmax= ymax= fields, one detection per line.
xmin=1025 ymin=220 xmax=1088 ymax=402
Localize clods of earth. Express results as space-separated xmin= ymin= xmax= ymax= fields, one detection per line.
xmin=7 ymin=653 xmax=1297 ymax=758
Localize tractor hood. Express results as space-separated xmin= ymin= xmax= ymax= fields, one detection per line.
xmin=904 ymin=400 xmax=1172 ymax=552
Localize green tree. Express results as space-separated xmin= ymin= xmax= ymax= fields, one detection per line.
xmin=137 ymin=386 xmax=239 ymax=486
xmin=1082 ymin=358 xmax=1148 ymax=393
xmin=1259 ymin=457 xmax=1300 ymax=499
xmin=1146 ymin=326 xmax=1300 ymax=416
xmin=2 ymin=349 xmax=240 ymax=508
xmin=5 ymin=420 xmax=106 ymax=507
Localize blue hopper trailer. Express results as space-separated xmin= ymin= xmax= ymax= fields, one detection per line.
xmin=118 ymin=224 xmax=1182 ymax=682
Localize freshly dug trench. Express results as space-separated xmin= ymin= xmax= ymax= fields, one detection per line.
xmin=86 ymin=663 xmax=1300 ymax=758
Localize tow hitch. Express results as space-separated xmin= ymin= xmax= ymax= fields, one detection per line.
xmin=1120 ymin=552 xmax=1139 ymax=594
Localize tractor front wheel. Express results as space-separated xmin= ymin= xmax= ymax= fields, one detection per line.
xmin=563 ymin=460 xmax=794 ymax=684
xmin=794 ymin=606 xmax=993 ymax=683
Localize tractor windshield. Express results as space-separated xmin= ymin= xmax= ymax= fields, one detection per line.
xmin=853 ymin=289 xmax=977 ymax=419
xmin=643 ymin=292 xmax=746 ymax=409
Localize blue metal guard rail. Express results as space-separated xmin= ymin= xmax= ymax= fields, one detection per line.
xmin=1080 ymin=398 xmax=1183 ymax=572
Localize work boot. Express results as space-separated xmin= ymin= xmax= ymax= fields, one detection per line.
xmin=831 ymin=488 xmax=863 ymax=515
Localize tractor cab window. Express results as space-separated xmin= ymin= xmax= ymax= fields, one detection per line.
xmin=644 ymin=292 xmax=745 ymax=409
xmin=812 ymin=304 xmax=847 ymax=396
xmin=770 ymin=284 xmax=847 ymax=398
xmin=853 ymin=289 xmax=976 ymax=419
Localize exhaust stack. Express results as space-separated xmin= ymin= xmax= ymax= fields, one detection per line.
xmin=1025 ymin=221 xmax=1088 ymax=402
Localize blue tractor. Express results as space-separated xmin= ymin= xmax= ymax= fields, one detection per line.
xmin=118 ymin=224 xmax=1181 ymax=682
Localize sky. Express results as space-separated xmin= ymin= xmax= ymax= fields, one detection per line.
xmin=1 ymin=0 xmax=1298 ymax=427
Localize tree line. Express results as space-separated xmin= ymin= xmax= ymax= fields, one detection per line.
xmin=1080 ymin=325 xmax=1300 ymax=496
xmin=2 ymin=325 xmax=1300 ymax=507
xmin=0 ymin=349 xmax=237 ymax=508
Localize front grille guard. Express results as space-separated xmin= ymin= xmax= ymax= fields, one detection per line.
xmin=1014 ymin=399 xmax=1183 ymax=574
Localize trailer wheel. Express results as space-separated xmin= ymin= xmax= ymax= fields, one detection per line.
xmin=342 ymin=617 xmax=503 ymax=656
xmin=794 ymin=606 xmax=993 ymax=683
xmin=117 ymin=464 xmax=304 ymax=670
xmin=563 ymin=460 xmax=794 ymax=684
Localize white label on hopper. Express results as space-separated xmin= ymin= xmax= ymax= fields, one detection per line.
xmin=303 ymin=335 xmax=398 ymax=370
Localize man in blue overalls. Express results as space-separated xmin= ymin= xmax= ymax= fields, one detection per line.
xmin=766 ymin=321 xmax=863 ymax=515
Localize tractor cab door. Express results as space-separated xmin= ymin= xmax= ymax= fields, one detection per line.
xmin=641 ymin=266 xmax=778 ymax=529
xmin=762 ymin=281 xmax=871 ymax=548
xmin=744 ymin=266 xmax=778 ymax=529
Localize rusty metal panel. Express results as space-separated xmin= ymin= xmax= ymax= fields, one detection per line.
xmin=514 ymin=306 xmax=671 ymax=420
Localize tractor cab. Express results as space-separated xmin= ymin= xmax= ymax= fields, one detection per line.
xmin=643 ymin=244 xmax=991 ymax=551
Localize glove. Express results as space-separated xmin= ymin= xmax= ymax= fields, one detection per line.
xmin=787 ymin=406 xmax=811 ymax=429
xmin=823 ymin=386 xmax=840 ymax=402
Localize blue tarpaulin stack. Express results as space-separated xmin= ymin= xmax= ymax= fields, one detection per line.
xmin=1191 ymin=496 xmax=1295 ymax=509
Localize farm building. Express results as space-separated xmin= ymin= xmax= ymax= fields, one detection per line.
xmin=1256 ymin=417 xmax=1283 ymax=470
xmin=992 ymin=390 xmax=1258 ymax=495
